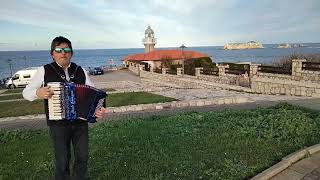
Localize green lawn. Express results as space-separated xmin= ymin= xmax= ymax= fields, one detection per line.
xmin=0 ymin=94 xmax=23 ymax=101
xmin=1 ymin=103 xmax=319 ymax=179
xmin=0 ymin=92 xmax=176 ymax=118
xmin=107 ymin=91 xmax=176 ymax=107
xmin=0 ymin=100 xmax=44 ymax=117
xmin=101 ymin=88 xmax=116 ymax=92
xmin=1 ymin=88 xmax=24 ymax=94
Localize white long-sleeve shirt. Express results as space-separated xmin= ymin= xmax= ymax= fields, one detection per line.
xmin=23 ymin=66 xmax=93 ymax=101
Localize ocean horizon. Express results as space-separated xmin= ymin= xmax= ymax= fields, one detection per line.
xmin=1 ymin=43 xmax=320 ymax=80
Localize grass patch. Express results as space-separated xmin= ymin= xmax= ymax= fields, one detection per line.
xmin=101 ymin=88 xmax=116 ymax=92
xmin=0 ymin=92 xmax=176 ymax=118
xmin=0 ymin=100 xmax=44 ymax=118
xmin=0 ymin=130 xmax=53 ymax=179
xmin=1 ymin=103 xmax=320 ymax=179
xmin=107 ymin=92 xmax=176 ymax=107
xmin=1 ymin=88 xmax=24 ymax=94
xmin=0 ymin=94 xmax=23 ymax=101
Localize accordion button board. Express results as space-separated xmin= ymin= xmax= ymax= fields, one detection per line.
xmin=47 ymin=82 xmax=107 ymax=123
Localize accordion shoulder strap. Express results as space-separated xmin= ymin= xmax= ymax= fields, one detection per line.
xmin=49 ymin=63 xmax=80 ymax=83
xmin=69 ymin=65 xmax=79 ymax=81
xmin=49 ymin=64 xmax=68 ymax=83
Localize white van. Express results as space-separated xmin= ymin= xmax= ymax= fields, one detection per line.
xmin=5 ymin=67 xmax=38 ymax=89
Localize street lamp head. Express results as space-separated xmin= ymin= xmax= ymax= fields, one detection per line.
xmin=7 ymin=59 xmax=13 ymax=77
xmin=179 ymin=44 xmax=187 ymax=49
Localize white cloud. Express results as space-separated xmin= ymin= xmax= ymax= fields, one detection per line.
xmin=0 ymin=0 xmax=319 ymax=50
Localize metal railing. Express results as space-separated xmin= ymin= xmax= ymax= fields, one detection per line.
xmin=201 ymin=68 xmax=219 ymax=76
xmin=166 ymin=69 xmax=177 ymax=75
xmin=259 ymin=65 xmax=291 ymax=75
xmin=302 ymin=62 xmax=320 ymax=71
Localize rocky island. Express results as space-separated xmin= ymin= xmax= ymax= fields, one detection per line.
xmin=224 ymin=41 xmax=264 ymax=50
xmin=278 ymin=43 xmax=291 ymax=48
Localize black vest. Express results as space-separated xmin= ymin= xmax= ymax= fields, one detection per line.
xmin=44 ymin=62 xmax=86 ymax=126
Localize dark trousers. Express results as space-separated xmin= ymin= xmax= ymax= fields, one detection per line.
xmin=49 ymin=123 xmax=89 ymax=180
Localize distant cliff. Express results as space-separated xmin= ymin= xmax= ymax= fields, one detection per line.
xmin=224 ymin=41 xmax=264 ymax=50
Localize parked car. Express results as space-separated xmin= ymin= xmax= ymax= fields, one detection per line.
xmin=89 ymin=67 xmax=104 ymax=75
xmin=6 ymin=67 xmax=39 ymax=89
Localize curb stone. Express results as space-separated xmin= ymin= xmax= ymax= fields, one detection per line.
xmin=250 ymin=144 xmax=320 ymax=180
xmin=0 ymin=97 xmax=249 ymax=122
xmin=0 ymin=93 xmax=21 ymax=96
xmin=0 ymin=114 xmax=46 ymax=122
xmin=0 ymin=89 xmax=7 ymax=94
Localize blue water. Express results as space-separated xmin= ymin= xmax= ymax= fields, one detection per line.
xmin=0 ymin=43 xmax=320 ymax=80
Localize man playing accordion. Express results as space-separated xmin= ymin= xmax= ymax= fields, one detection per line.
xmin=23 ymin=36 xmax=107 ymax=180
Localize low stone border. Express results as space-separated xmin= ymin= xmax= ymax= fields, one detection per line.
xmin=0 ymin=93 xmax=22 ymax=96
xmin=107 ymin=89 xmax=151 ymax=94
xmin=0 ymin=96 xmax=250 ymax=122
xmin=0 ymin=98 xmax=26 ymax=103
xmin=107 ymin=96 xmax=249 ymax=113
xmin=251 ymin=144 xmax=320 ymax=180
xmin=0 ymin=114 xmax=46 ymax=122
xmin=0 ymin=89 xmax=7 ymax=94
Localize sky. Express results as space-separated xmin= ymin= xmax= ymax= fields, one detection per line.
xmin=0 ymin=0 xmax=319 ymax=51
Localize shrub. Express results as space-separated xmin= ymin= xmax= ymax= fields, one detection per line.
xmin=273 ymin=53 xmax=320 ymax=70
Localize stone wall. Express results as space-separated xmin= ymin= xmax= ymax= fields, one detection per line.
xmin=128 ymin=64 xmax=139 ymax=75
xmin=140 ymin=70 xmax=252 ymax=92
xmin=131 ymin=59 xmax=320 ymax=97
xmin=196 ymin=73 xmax=239 ymax=85
xmin=299 ymin=70 xmax=320 ymax=82
xmin=251 ymin=76 xmax=320 ymax=97
xmin=129 ymin=64 xmax=145 ymax=76
xmin=256 ymin=72 xmax=292 ymax=80
xmin=250 ymin=59 xmax=320 ymax=97
xmin=292 ymin=59 xmax=320 ymax=83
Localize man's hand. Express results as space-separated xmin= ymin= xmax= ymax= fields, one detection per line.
xmin=95 ymin=107 xmax=107 ymax=120
xmin=36 ymin=86 xmax=54 ymax=99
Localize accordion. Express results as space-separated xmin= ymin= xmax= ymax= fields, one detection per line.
xmin=47 ymin=82 xmax=107 ymax=123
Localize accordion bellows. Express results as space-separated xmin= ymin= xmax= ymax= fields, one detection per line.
xmin=47 ymin=82 xmax=107 ymax=123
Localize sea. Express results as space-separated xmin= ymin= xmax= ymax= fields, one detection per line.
xmin=0 ymin=43 xmax=320 ymax=80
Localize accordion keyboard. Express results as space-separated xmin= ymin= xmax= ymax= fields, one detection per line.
xmin=46 ymin=82 xmax=107 ymax=122
xmin=47 ymin=82 xmax=65 ymax=120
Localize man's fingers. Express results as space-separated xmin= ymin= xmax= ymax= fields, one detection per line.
xmin=95 ymin=109 xmax=105 ymax=118
xmin=95 ymin=113 xmax=102 ymax=118
xmin=43 ymin=86 xmax=50 ymax=90
xmin=48 ymin=90 xmax=54 ymax=95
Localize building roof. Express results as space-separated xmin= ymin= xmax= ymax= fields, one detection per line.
xmin=123 ymin=49 xmax=210 ymax=61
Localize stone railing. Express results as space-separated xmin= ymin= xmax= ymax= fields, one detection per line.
xmin=129 ymin=59 xmax=320 ymax=97
xmin=249 ymin=59 xmax=320 ymax=97
xmin=128 ymin=64 xmax=140 ymax=75
xmin=292 ymin=59 xmax=320 ymax=83
xmin=140 ymin=70 xmax=252 ymax=92
xmin=250 ymin=76 xmax=320 ymax=97
xmin=194 ymin=67 xmax=248 ymax=87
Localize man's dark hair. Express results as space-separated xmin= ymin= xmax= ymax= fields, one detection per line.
xmin=50 ymin=36 xmax=73 ymax=55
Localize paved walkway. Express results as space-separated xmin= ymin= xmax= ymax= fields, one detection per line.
xmin=270 ymin=152 xmax=320 ymax=180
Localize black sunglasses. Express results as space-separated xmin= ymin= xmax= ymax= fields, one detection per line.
xmin=54 ymin=47 xmax=72 ymax=53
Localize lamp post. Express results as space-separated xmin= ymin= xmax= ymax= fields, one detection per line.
xmin=7 ymin=59 xmax=13 ymax=77
xmin=23 ymin=56 xmax=27 ymax=67
xmin=179 ymin=44 xmax=187 ymax=74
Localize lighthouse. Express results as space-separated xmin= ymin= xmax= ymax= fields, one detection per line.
xmin=142 ymin=25 xmax=157 ymax=53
